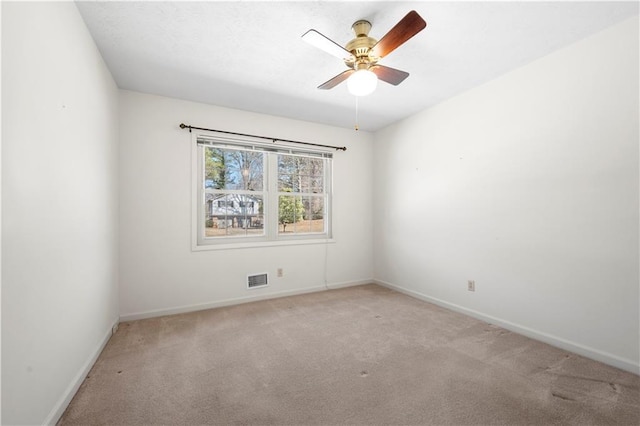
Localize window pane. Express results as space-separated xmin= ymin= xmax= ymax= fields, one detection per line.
xmin=278 ymin=155 xmax=297 ymax=192
xmin=298 ymin=174 xmax=311 ymax=193
xmin=278 ymin=155 xmax=325 ymax=194
xmin=205 ymin=194 xmax=264 ymax=237
xmin=205 ymin=147 xmax=263 ymax=191
xmin=278 ymin=173 xmax=294 ymax=192
xmin=278 ymin=194 xmax=303 ymax=234
xmin=278 ymin=195 xmax=324 ymax=234
xmin=310 ymin=177 xmax=323 ymax=193
xmin=304 ymin=196 xmax=325 ymax=233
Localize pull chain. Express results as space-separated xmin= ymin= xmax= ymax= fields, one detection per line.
xmin=354 ymin=96 xmax=359 ymax=131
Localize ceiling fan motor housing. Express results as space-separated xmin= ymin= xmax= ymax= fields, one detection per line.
xmin=345 ymin=20 xmax=378 ymax=69
xmin=303 ymin=10 xmax=426 ymax=90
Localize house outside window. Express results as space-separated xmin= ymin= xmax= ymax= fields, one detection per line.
xmin=193 ymin=133 xmax=332 ymax=248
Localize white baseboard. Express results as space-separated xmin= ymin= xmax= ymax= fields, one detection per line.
xmin=375 ymin=279 xmax=640 ymax=375
xmin=327 ymin=278 xmax=373 ymax=290
xmin=44 ymin=317 xmax=120 ymax=425
xmin=120 ymin=279 xmax=372 ymax=322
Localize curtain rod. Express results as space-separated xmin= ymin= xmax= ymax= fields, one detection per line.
xmin=179 ymin=123 xmax=347 ymax=151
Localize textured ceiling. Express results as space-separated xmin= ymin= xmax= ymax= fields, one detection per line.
xmin=76 ymin=1 xmax=639 ymax=132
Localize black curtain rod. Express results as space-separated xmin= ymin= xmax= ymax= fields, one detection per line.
xmin=180 ymin=123 xmax=347 ymax=151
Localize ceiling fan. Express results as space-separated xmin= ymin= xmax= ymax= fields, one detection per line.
xmin=302 ymin=10 xmax=427 ymax=96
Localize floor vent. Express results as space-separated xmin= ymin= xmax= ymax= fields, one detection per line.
xmin=247 ymin=273 xmax=268 ymax=289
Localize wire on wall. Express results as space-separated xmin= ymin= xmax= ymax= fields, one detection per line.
xmin=180 ymin=123 xmax=347 ymax=152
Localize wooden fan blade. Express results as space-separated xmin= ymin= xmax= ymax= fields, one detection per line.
xmin=370 ymin=65 xmax=409 ymax=86
xmin=302 ymin=29 xmax=354 ymax=61
xmin=318 ymin=69 xmax=354 ymax=90
xmin=370 ymin=10 xmax=426 ymax=59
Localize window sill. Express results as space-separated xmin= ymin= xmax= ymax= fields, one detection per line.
xmin=192 ymin=238 xmax=336 ymax=251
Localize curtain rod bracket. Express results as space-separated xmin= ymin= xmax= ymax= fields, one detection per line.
xmin=180 ymin=123 xmax=346 ymax=152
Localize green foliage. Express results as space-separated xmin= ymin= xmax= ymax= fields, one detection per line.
xmin=278 ymin=190 xmax=305 ymax=232
xmin=205 ymin=148 xmax=228 ymax=188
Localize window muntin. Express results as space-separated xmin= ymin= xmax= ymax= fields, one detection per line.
xmin=195 ymin=135 xmax=332 ymax=247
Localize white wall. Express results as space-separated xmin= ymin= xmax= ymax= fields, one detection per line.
xmin=118 ymin=91 xmax=373 ymax=319
xmin=0 ymin=2 xmax=3 ymax=420
xmin=1 ymin=2 xmax=119 ymax=424
xmin=373 ymin=16 xmax=639 ymax=373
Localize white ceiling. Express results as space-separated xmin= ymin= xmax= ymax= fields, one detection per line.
xmin=76 ymin=1 xmax=639 ymax=132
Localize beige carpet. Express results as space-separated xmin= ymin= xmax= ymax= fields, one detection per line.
xmin=59 ymin=284 xmax=639 ymax=425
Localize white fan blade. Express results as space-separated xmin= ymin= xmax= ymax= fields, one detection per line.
xmin=302 ymin=29 xmax=354 ymax=61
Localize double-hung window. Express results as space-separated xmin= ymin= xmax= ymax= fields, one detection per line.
xmin=194 ymin=133 xmax=332 ymax=248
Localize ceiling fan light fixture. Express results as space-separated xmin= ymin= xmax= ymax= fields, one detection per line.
xmin=347 ymin=69 xmax=378 ymax=96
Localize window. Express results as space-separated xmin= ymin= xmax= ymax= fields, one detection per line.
xmin=194 ymin=133 xmax=332 ymax=248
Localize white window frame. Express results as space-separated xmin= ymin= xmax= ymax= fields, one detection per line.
xmin=191 ymin=131 xmax=334 ymax=251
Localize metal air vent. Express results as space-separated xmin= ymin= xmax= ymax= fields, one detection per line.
xmin=247 ymin=273 xmax=268 ymax=289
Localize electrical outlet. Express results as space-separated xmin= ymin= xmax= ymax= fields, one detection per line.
xmin=467 ymin=280 xmax=475 ymax=292
xmin=277 ymin=268 xmax=284 ymax=278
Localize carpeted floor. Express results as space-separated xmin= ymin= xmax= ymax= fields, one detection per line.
xmin=59 ymin=284 xmax=639 ymax=425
